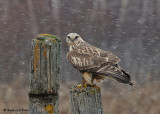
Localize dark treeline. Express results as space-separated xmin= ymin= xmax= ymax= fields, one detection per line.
xmin=0 ymin=0 xmax=160 ymax=84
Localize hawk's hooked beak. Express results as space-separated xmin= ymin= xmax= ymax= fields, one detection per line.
xmin=68 ymin=36 xmax=75 ymax=41
xmin=70 ymin=37 xmax=75 ymax=40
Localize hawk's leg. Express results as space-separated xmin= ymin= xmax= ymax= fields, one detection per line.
xmin=82 ymin=77 xmax=87 ymax=85
xmin=90 ymin=78 xmax=96 ymax=87
xmin=76 ymin=72 xmax=99 ymax=88
xmin=75 ymin=72 xmax=87 ymax=88
xmin=85 ymin=79 xmax=96 ymax=87
xmin=83 ymin=76 xmax=96 ymax=87
xmin=89 ymin=74 xmax=100 ymax=89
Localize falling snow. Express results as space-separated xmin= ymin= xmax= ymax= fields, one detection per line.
xmin=0 ymin=0 xmax=160 ymax=114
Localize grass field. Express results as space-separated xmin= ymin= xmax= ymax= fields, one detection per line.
xmin=0 ymin=78 xmax=160 ymax=114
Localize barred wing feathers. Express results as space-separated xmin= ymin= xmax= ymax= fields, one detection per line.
xmin=96 ymin=63 xmax=132 ymax=85
xmin=67 ymin=43 xmax=132 ymax=85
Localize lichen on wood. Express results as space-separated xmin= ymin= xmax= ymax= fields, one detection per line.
xmin=70 ymin=86 xmax=103 ymax=114
xmin=29 ymin=94 xmax=59 ymax=114
xmin=33 ymin=39 xmax=40 ymax=79
xmin=45 ymin=104 xmax=54 ymax=114
xmin=29 ymin=34 xmax=61 ymax=114
xmin=29 ymin=34 xmax=61 ymax=94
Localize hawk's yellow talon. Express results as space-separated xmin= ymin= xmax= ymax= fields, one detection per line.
xmin=93 ymin=86 xmax=100 ymax=90
xmin=83 ymin=84 xmax=87 ymax=87
xmin=75 ymin=84 xmax=88 ymax=88
xmin=75 ymin=84 xmax=83 ymax=88
xmin=79 ymin=89 xmax=84 ymax=92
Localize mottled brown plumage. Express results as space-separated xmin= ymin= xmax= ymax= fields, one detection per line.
xmin=66 ymin=33 xmax=133 ymax=86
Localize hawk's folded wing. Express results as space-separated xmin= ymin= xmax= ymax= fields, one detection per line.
xmin=67 ymin=43 xmax=120 ymax=71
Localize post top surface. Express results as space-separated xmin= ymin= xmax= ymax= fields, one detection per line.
xmin=36 ymin=34 xmax=61 ymax=42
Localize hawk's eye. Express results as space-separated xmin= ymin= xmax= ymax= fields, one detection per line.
xmin=75 ymin=36 xmax=79 ymax=39
xmin=67 ymin=36 xmax=71 ymax=39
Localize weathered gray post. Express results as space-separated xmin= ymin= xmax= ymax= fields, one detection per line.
xmin=70 ymin=86 xmax=103 ymax=114
xmin=28 ymin=34 xmax=61 ymax=114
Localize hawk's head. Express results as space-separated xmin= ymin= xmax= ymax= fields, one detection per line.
xmin=66 ymin=33 xmax=84 ymax=46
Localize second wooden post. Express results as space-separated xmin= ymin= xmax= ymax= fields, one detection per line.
xmin=70 ymin=86 xmax=103 ymax=114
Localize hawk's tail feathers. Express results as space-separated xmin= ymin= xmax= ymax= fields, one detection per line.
xmin=95 ymin=65 xmax=133 ymax=86
xmin=129 ymin=81 xmax=134 ymax=86
xmin=110 ymin=69 xmax=133 ymax=86
xmin=120 ymin=69 xmax=133 ymax=86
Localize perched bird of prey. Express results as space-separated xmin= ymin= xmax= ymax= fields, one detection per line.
xmin=66 ymin=33 xmax=133 ymax=86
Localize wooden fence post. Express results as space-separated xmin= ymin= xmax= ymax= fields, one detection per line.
xmin=70 ymin=86 xmax=103 ymax=114
xmin=28 ymin=34 xmax=61 ymax=114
